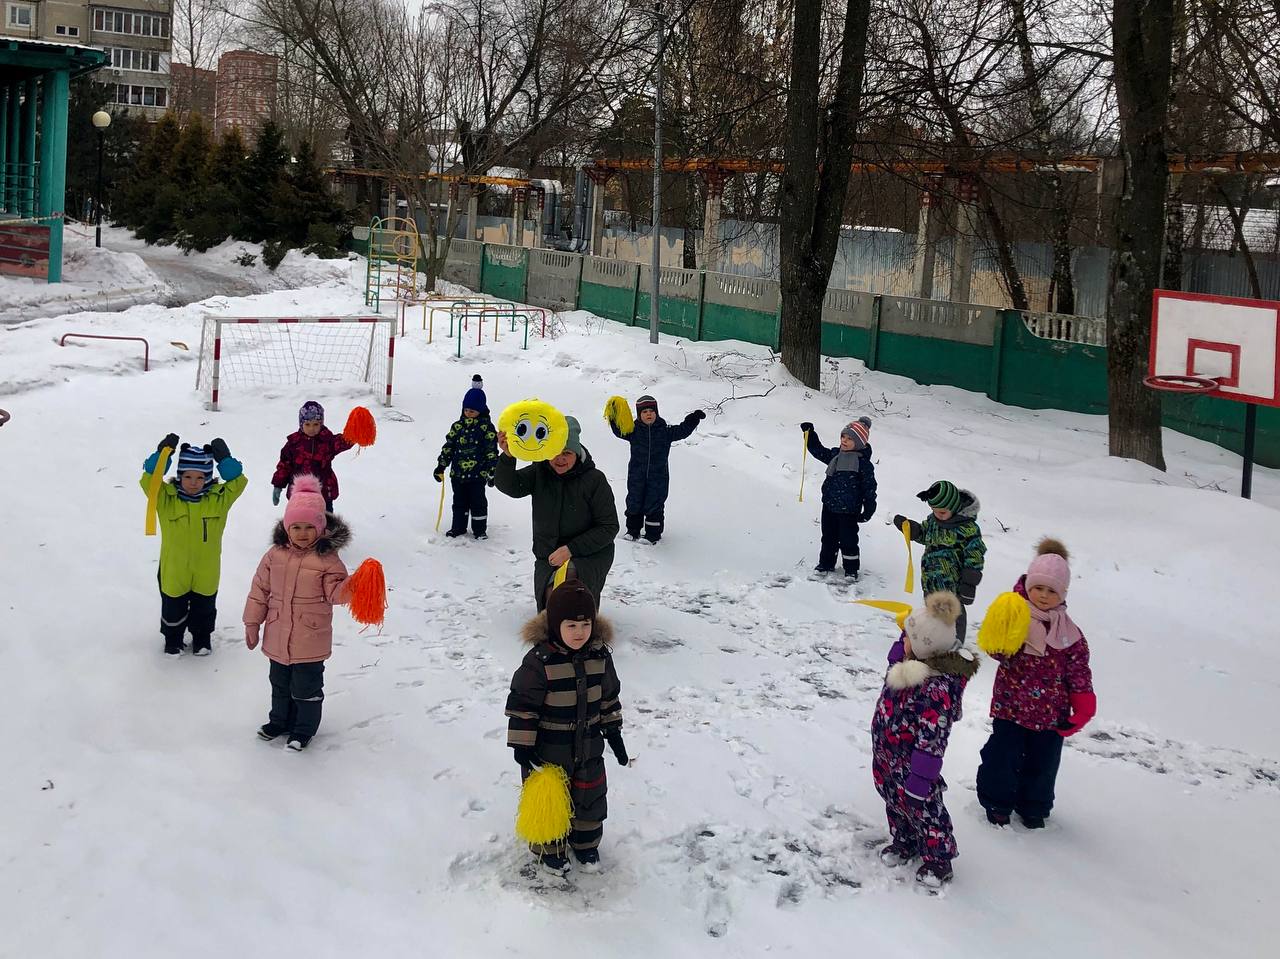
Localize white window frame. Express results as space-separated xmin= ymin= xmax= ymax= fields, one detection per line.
xmin=55 ymin=24 xmax=80 ymax=37
xmin=7 ymin=3 xmax=35 ymax=28
xmin=94 ymin=8 xmax=170 ymax=38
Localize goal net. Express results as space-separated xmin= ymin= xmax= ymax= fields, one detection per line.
xmin=196 ymin=316 xmax=395 ymax=411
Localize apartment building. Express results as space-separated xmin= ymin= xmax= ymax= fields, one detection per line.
xmin=214 ymin=50 xmax=277 ymax=139
xmin=2 ymin=0 xmax=90 ymax=41
xmin=89 ymin=2 xmax=173 ymax=116
xmin=171 ymin=62 xmax=215 ymax=120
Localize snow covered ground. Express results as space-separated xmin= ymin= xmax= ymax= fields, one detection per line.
xmin=1 ymin=265 xmax=1278 ymax=958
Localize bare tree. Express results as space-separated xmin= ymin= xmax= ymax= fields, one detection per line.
xmin=172 ymin=0 xmax=238 ymax=122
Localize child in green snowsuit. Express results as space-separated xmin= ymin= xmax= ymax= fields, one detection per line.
xmin=893 ymin=480 xmax=986 ymax=639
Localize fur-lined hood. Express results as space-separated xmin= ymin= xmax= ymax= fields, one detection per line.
xmin=520 ymin=610 xmax=615 ymax=648
xmin=886 ymin=648 xmax=980 ymax=690
xmin=270 ymin=513 xmax=351 ymax=554
xmin=936 ymin=489 xmax=980 ymax=524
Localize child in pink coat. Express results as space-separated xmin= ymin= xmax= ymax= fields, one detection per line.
xmin=976 ymin=538 xmax=1096 ymax=828
xmin=243 ymin=475 xmax=351 ymax=751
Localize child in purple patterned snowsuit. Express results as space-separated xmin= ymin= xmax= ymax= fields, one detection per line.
xmin=871 ymin=592 xmax=978 ymax=888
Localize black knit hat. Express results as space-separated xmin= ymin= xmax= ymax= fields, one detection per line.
xmin=546 ymin=580 xmax=596 ymax=641
xmin=635 ymin=395 xmax=659 ymax=415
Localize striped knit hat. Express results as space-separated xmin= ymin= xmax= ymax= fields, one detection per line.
xmin=176 ymin=443 xmax=215 ymax=480
xmin=299 ymin=400 xmax=325 ymax=426
xmin=635 ymin=395 xmax=659 ymax=415
xmin=918 ymin=480 xmax=962 ymax=513
xmin=841 ymin=420 xmax=870 ymax=450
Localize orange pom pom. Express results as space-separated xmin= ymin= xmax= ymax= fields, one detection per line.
xmin=342 ymin=406 xmax=377 ymax=447
xmin=346 ymin=558 xmax=387 ymax=627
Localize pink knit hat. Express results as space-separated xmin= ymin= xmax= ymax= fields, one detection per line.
xmin=1026 ymin=537 xmax=1070 ymax=598
xmin=283 ymin=475 xmax=328 ymax=533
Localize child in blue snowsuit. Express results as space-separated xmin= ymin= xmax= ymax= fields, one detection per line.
xmin=609 ymin=395 xmax=704 ymax=543
xmin=434 ymin=382 xmax=499 ymax=538
xmin=799 ymin=417 xmax=876 ymax=577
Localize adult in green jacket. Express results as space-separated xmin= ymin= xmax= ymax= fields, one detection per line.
xmin=141 ymin=435 xmax=248 ymax=655
xmin=495 ymin=416 xmax=619 ymax=611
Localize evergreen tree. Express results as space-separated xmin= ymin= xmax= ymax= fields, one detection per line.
xmin=283 ymin=140 xmax=350 ymax=255
xmin=118 ymin=114 xmax=180 ymax=236
xmin=241 ymin=120 xmax=289 ymax=242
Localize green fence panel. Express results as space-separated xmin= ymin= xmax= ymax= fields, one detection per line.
xmin=579 ymin=258 xmax=639 ymax=324
xmin=819 ymin=288 xmax=876 ymax=360
xmin=875 ymin=296 xmax=998 ymax=394
xmin=480 ymin=244 xmax=528 ymax=301
xmin=701 ymin=272 xmax=780 ymax=347
xmin=998 ymin=312 xmax=1108 ymax=414
xmin=637 ymin=264 xmax=702 ymax=338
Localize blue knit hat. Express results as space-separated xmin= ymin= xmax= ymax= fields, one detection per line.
xmin=463 ymin=387 xmax=488 ymax=414
xmin=299 ymin=400 xmax=325 ymax=426
xmin=176 ymin=444 xmax=215 ymax=481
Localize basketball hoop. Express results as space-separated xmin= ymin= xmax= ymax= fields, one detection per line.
xmin=1143 ymin=373 xmax=1220 ymax=394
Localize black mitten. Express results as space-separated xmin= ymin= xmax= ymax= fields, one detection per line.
xmin=206 ymin=437 xmax=231 ymax=462
xmin=799 ymin=422 xmax=814 ymax=433
xmin=691 ymin=410 xmax=706 ymax=421
xmin=606 ymin=731 xmax=629 ymax=766
xmin=958 ymin=567 xmax=983 ymax=605
xmin=513 ymin=745 xmax=540 ymax=769
xmin=157 ymin=432 xmax=179 ymax=453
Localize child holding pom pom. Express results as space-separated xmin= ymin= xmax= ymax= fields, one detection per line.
xmin=271 ymin=401 xmax=373 ymax=511
xmin=975 ymin=538 xmax=1095 ymax=829
xmin=505 ymin=580 xmax=628 ymax=877
xmin=243 ymin=475 xmax=384 ymax=751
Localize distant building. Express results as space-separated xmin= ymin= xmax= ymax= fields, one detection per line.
xmin=215 ymin=50 xmax=277 ymax=140
xmin=88 ymin=2 xmax=174 ymax=117
xmin=171 ymin=62 xmax=215 ymax=122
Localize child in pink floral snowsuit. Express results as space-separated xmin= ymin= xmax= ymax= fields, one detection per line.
xmin=872 ymin=592 xmax=978 ymax=888
xmin=976 ymin=538 xmax=1095 ymax=829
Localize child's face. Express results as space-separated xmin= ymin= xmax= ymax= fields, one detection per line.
xmin=179 ymin=470 xmax=207 ymax=495
xmin=639 ymin=409 xmax=657 ymax=425
xmin=839 ymin=435 xmax=856 ymax=451
xmin=559 ymin=618 xmax=593 ymax=649
xmin=287 ymin=523 xmax=319 ymax=549
xmin=1028 ymin=584 xmax=1062 ymax=611
xmin=550 ymin=450 xmax=577 ymax=475
xmin=462 ymin=408 xmax=480 ymax=419
xmin=301 ymin=419 xmax=323 ymax=437
xmin=931 ymin=507 xmax=953 ymax=521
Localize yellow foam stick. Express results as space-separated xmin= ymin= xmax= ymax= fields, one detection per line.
xmin=435 ymin=480 xmax=446 ymax=532
xmin=552 ymin=561 xmax=570 ymax=590
xmin=901 ymin=520 xmax=915 ymax=594
xmin=516 ymin=763 xmax=573 ymax=845
xmin=144 ymin=446 xmax=173 ymax=536
xmin=799 ymin=430 xmax=810 ymax=503
xmin=854 ymin=599 xmax=914 ymax=632
xmin=603 ymin=396 xmax=633 ymax=435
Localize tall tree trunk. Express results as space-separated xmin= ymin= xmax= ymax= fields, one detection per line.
xmin=1108 ymin=0 xmax=1174 ymax=470
xmin=778 ymin=0 xmax=872 ymax=386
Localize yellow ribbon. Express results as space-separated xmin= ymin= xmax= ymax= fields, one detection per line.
xmin=435 ymin=480 xmax=446 ymax=532
xmin=144 ymin=446 xmax=172 ymax=536
xmin=854 ymin=599 xmax=913 ymax=631
xmin=552 ymin=561 xmax=570 ymax=589
xmin=799 ymin=430 xmax=810 ymax=503
xmin=901 ymin=520 xmax=915 ymax=594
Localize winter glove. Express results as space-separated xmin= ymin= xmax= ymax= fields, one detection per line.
xmin=799 ymin=422 xmax=814 ymax=433
xmin=887 ymin=636 xmax=905 ymax=665
xmin=892 ymin=515 xmax=923 ymax=541
xmin=216 ymin=456 xmax=243 ymax=482
xmin=691 ymin=410 xmax=706 ymax=421
xmin=157 ymin=432 xmax=179 ymax=454
xmin=958 ymin=567 xmax=983 ymax=606
xmin=860 ymin=503 xmax=877 ymax=523
xmin=433 ymin=469 xmax=444 ymax=483
xmin=606 ymin=731 xmax=629 ymax=766
xmin=245 ymin=624 xmax=260 ymax=650
xmin=903 ymin=750 xmax=942 ymax=806
xmin=512 ymin=745 xmax=541 ymax=769
xmin=1057 ymin=691 xmax=1097 ymax=738
xmin=205 ymin=437 xmax=231 ymax=462
xmin=272 ymin=487 xmax=282 ymax=506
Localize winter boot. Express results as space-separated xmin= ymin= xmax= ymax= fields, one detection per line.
xmin=445 ymin=528 xmax=466 ymax=539
xmin=813 ymin=564 xmax=835 ymax=574
xmin=257 ymin=723 xmax=287 ymax=742
xmin=915 ymin=860 xmax=953 ymax=888
xmin=539 ymin=852 xmax=570 ymax=878
xmin=573 ymin=848 xmax=601 ymax=874
xmin=164 ymin=642 xmax=183 ymax=657
xmin=1019 ymin=814 xmax=1047 ymax=830
xmin=986 ymin=809 xmax=1011 ymax=827
xmin=192 ymin=635 xmax=212 ymax=656
xmin=286 ymin=735 xmax=312 ymax=751
xmin=879 ymin=841 xmax=918 ymax=867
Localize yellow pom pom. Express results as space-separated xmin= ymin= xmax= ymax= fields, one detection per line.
xmin=977 ymin=592 xmax=1031 ymax=656
xmin=516 ymin=763 xmax=574 ymax=845
xmin=604 ymin=396 xmax=634 ymax=436
xmin=498 ymin=399 xmax=569 ymax=462
xmin=346 ymin=558 xmax=387 ymax=627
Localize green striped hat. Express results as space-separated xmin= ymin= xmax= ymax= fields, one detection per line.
xmin=918 ymin=480 xmax=961 ymax=513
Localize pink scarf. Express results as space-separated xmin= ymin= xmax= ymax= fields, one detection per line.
xmin=1024 ymin=601 xmax=1083 ymax=656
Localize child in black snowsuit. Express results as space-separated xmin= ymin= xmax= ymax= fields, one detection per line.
xmin=608 ymin=394 xmax=704 ymax=543
xmin=434 ymin=383 xmax=499 ymax=538
xmin=799 ymin=417 xmax=877 ymax=577
xmin=506 ymin=580 xmax=628 ymax=877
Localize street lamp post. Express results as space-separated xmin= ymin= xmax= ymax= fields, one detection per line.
xmin=92 ymin=110 xmax=111 ymax=248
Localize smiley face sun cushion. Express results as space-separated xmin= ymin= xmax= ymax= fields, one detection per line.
xmin=498 ymin=399 xmax=570 ymax=462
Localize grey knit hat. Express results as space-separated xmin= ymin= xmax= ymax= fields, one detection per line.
xmin=563 ymin=416 xmax=583 ymax=458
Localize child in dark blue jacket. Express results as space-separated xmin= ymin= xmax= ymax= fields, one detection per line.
xmin=434 ymin=382 xmax=499 ymax=538
xmin=609 ymin=395 xmax=704 ymax=543
xmin=799 ymin=417 xmax=876 ymax=577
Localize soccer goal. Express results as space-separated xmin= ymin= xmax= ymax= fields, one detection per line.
xmin=196 ymin=316 xmax=395 ymax=411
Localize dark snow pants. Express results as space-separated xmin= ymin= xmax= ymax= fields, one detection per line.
xmin=450 ymin=477 xmax=488 ymax=536
xmin=267 ymin=660 xmax=326 ymax=740
xmin=625 ymin=506 xmax=665 ymax=543
xmin=975 ymin=718 xmax=1065 ymax=819
xmin=527 ymin=756 xmax=608 ymax=858
xmin=160 ymin=586 xmax=217 ymax=652
xmin=818 ymin=509 xmax=860 ymax=574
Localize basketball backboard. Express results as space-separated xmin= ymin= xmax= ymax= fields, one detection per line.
xmin=1150 ymin=290 xmax=1280 ymax=407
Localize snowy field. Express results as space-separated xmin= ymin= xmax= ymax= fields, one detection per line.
xmin=1 ymin=257 xmax=1278 ymax=958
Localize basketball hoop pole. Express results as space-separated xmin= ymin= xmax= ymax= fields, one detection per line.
xmin=1242 ymin=403 xmax=1257 ymax=499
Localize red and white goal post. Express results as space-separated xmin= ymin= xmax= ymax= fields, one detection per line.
xmin=196 ymin=315 xmax=395 ymax=411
